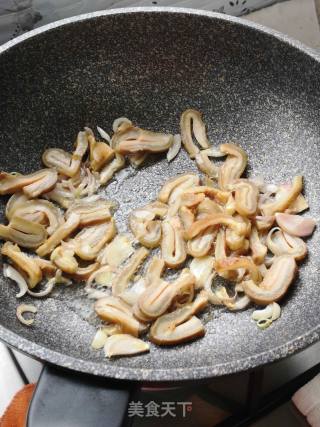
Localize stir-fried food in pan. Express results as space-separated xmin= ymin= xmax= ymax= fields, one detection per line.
xmin=0 ymin=110 xmax=316 ymax=358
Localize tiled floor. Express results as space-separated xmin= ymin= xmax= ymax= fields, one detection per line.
xmin=0 ymin=0 xmax=320 ymax=425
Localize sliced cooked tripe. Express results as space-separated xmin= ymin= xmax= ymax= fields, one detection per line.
xmin=36 ymin=213 xmax=80 ymax=257
xmin=70 ymin=262 xmax=100 ymax=281
xmin=158 ymin=173 xmax=199 ymax=204
xmin=50 ymin=246 xmax=78 ymax=274
xmin=104 ymin=334 xmax=149 ymax=358
xmin=0 ymin=216 xmax=47 ymax=249
xmin=5 ymin=193 xmax=29 ymax=220
xmin=225 ymin=228 xmax=246 ymax=251
xmin=129 ymin=201 xmax=167 ymax=248
xmin=1 ymin=242 xmax=42 ymax=288
xmin=0 ymin=168 xmax=57 ymax=197
xmin=197 ymin=197 xmax=224 ymax=216
xmin=187 ymin=227 xmax=216 ymax=257
xmin=113 ymin=124 xmax=173 ymax=154
xmin=65 ymin=199 xmax=113 ymax=227
xmin=149 ymin=292 xmax=208 ymax=345
xmin=266 ymin=227 xmax=307 ymax=261
xmin=95 ymin=296 xmax=146 ymax=337
xmin=9 ymin=200 xmax=64 ymax=235
xmin=218 ymin=143 xmax=247 ymax=190
xmin=99 ymin=154 xmax=125 ymax=185
xmin=255 ymin=215 xmax=275 ymax=231
xmin=286 ymin=194 xmax=308 ymax=214
xmin=34 ymin=258 xmax=57 ymax=276
xmin=183 ymin=186 xmax=230 ymax=204
xmin=179 ymin=192 xmax=205 ymax=209
xmin=144 ymin=257 xmax=165 ymax=287
xmin=179 ymin=206 xmax=195 ymax=230
xmin=73 ymin=219 xmax=116 ymax=260
xmin=241 ymin=255 xmax=297 ymax=305
xmin=138 ymin=268 xmax=195 ymax=320
xmin=112 ymin=247 xmax=149 ymax=296
xmin=161 ymin=217 xmax=187 ymax=268
xmin=120 ymin=258 xmax=164 ymax=307
xmin=129 ymin=152 xmax=149 ymax=168
xmin=180 ymin=109 xmax=209 ymax=159
xmin=87 ymin=131 xmax=114 ymax=171
xmin=249 ymin=226 xmax=267 ymax=265
xmin=185 ymin=214 xmax=247 ymax=240
xmin=224 ymin=194 xmax=236 ymax=215
xmin=215 ymin=256 xmax=262 ymax=284
xmin=42 ymin=131 xmax=88 ymax=177
xmin=260 ymin=176 xmax=303 ymax=216
xmin=195 ymin=150 xmax=219 ymax=178
xmin=233 ymin=180 xmax=259 ymax=217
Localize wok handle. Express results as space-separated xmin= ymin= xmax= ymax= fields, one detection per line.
xmin=27 ymin=364 xmax=137 ymax=427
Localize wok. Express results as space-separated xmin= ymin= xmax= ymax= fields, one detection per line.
xmin=0 ymin=7 xmax=319 ymax=427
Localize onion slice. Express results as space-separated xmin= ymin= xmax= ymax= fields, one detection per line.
xmin=3 ymin=264 xmax=28 ymax=298
xmin=16 ymin=304 xmax=37 ymax=326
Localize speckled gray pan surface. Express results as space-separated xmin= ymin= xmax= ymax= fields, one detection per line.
xmin=0 ymin=8 xmax=319 ymax=381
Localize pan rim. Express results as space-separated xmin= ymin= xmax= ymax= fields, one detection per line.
xmin=0 ymin=6 xmax=319 ymax=381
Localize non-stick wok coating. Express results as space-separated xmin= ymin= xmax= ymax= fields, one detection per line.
xmin=0 ymin=8 xmax=319 ymax=381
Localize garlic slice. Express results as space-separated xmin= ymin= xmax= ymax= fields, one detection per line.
xmin=97 ymin=234 xmax=134 ymax=267
xmin=104 ymin=334 xmax=149 ymax=358
xmin=97 ymin=126 xmax=111 ymax=143
xmin=99 ymin=154 xmax=125 ymax=185
xmin=190 ymin=256 xmax=214 ymax=289
xmin=88 ymin=265 xmax=116 ymax=286
xmin=91 ymin=325 xmax=123 ymax=350
xmin=275 ymin=213 xmax=316 ymax=237
xmin=112 ymin=247 xmax=149 ymax=296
